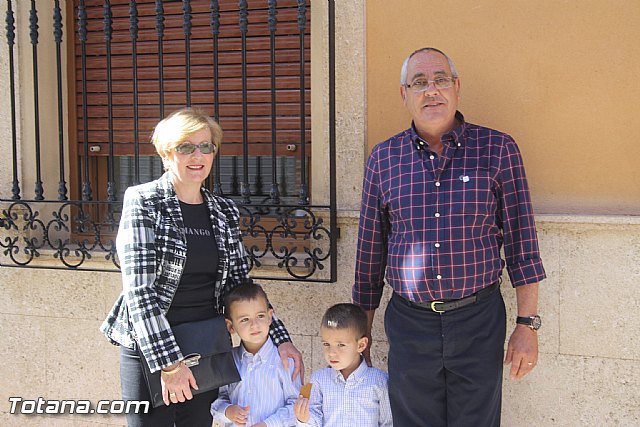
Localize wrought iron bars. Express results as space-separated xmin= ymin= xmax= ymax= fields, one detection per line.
xmin=155 ymin=0 xmax=165 ymax=118
xmin=239 ymin=0 xmax=251 ymax=204
xmin=210 ymin=0 xmax=222 ymax=195
xmin=268 ymin=0 xmax=280 ymax=205
xmin=296 ymin=0 xmax=308 ymax=205
xmin=104 ymin=1 xmax=116 ymax=204
xmin=78 ymin=0 xmax=92 ymax=201
xmin=328 ymin=0 xmax=337 ymax=282
xmin=5 ymin=0 xmax=20 ymax=200
xmin=29 ymin=0 xmax=44 ymax=200
xmin=129 ymin=0 xmax=140 ymax=184
xmin=0 ymin=0 xmax=335 ymax=281
xmin=183 ymin=0 xmax=192 ymax=107
xmin=54 ymin=0 xmax=68 ymax=201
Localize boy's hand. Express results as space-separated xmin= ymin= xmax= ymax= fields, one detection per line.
xmin=250 ymin=423 xmax=267 ymax=427
xmin=294 ymin=396 xmax=310 ymax=423
xmin=225 ymin=404 xmax=250 ymax=426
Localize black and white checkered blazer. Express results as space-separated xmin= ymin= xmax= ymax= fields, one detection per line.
xmin=100 ymin=172 xmax=290 ymax=373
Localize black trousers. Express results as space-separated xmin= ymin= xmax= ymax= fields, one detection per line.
xmin=119 ymin=346 xmax=218 ymax=427
xmin=384 ymin=288 xmax=506 ymax=427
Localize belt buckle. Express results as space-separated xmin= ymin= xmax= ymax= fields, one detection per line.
xmin=430 ymin=301 xmax=445 ymax=313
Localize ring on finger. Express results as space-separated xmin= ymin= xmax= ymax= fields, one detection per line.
xmin=169 ymin=392 xmax=177 ymax=398
xmin=527 ymin=362 xmax=534 ymax=366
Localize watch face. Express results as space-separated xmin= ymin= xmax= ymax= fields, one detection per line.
xmin=531 ymin=315 xmax=542 ymax=330
xmin=517 ymin=315 xmax=542 ymax=330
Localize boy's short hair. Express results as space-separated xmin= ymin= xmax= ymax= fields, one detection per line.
xmin=224 ymin=282 xmax=269 ymax=319
xmin=321 ymin=303 xmax=368 ymax=339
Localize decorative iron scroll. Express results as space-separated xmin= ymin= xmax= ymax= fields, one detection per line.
xmin=0 ymin=200 xmax=333 ymax=281
xmin=0 ymin=201 xmax=119 ymax=270
xmin=238 ymin=204 xmax=331 ymax=280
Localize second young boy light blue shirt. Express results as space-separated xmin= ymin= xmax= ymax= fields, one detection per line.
xmin=297 ymin=358 xmax=393 ymax=427
xmin=212 ymin=338 xmax=301 ymax=427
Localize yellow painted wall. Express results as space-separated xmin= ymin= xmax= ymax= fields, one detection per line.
xmin=366 ymin=0 xmax=640 ymax=214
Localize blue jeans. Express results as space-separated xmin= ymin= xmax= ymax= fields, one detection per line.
xmin=119 ymin=346 xmax=218 ymax=427
xmin=385 ymin=288 xmax=506 ymax=427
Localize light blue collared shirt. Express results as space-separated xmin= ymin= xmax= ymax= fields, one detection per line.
xmin=297 ymin=359 xmax=393 ymax=427
xmin=211 ymin=338 xmax=301 ymax=427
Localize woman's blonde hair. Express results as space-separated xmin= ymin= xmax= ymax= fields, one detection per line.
xmin=151 ymin=108 xmax=223 ymax=156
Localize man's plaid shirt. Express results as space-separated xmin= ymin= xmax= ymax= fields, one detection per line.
xmin=353 ymin=112 xmax=546 ymax=309
xmin=101 ymin=173 xmax=290 ymax=372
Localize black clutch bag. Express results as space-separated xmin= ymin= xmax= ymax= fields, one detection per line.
xmin=139 ymin=316 xmax=241 ymax=408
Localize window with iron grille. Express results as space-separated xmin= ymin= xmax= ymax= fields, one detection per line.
xmin=0 ymin=0 xmax=337 ymax=281
xmin=71 ymin=0 xmax=310 ymax=206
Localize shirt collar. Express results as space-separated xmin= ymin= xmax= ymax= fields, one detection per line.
xmin=240 ymin=336 xmax=275 ymax=364
xmin=333 ymin=357 xmax=368 ymax=384
xmin=410 ymin=110 xmax=467 ymax=151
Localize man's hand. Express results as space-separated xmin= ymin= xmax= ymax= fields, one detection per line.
xmin=362 ymin=333 xmax=373 ymax=366
xmin=504 ymin=324 xmax=538 ymax=380
xmin=278 ymin=341 xmax=305 ymax=383
xmin=363 ymin=309 xmax=376 ymax=366
xmin=225 ymin=404 xmax=250 ymax=426
xmin=294 ymin=396 xmax=310 ymax=423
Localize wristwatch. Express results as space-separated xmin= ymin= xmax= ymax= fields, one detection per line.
xmin=516 ymin=315 xmax=542 ymax=331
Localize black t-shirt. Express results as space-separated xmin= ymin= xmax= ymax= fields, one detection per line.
xmin=166 ymin=201 xmax=219 ymax=325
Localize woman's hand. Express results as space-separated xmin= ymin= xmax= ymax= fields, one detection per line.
xmin=160 ymin=362 xmax=198 ymax=405
xmin=277 ymin=342 xmax=305 ymax=383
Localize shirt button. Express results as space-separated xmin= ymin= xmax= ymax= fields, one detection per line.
xmin=435 ymin=212 xmax=440 ymax=217
xmin=436 ymin=274 xmax=442 ymax=279
xmin=434 ymin=243 xmax=440 ymax=248
xmin=435 ymin=182 xmax=441 ymax=187
xmin=429 ymin=155 xmax=435 ymax=160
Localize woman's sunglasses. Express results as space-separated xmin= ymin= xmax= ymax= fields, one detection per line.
xmin=174 ymin=142 xmax=217 ymax=155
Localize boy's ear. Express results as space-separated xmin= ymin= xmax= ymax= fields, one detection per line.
xmin=357 ymin=336 xmax=369 ymax=353
xmin=225 ymin=318 xmax=235 ymax=334
xmin=267 ymin=308 xmax=273 ymax=324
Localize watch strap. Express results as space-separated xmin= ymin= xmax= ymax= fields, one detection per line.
xmin=516 ymin=315 xmax=541 ymax=330
xmin=516 ymin=316 xmax=533 ymax=325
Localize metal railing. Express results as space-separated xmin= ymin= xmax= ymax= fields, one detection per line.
xmin=0 ymin=0 xmax=337 ymax=282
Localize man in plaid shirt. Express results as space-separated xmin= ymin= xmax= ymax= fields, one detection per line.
xmin=353 ymin=48 xmax=546 ymax=426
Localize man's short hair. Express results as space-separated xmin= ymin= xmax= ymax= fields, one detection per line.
xmin=400 ymin=47 xmax=459 ymax=86
xmin=321 ymin=303 xmax=368 ymax=339
xmin=224 ymin=282 xmax=269 ymax=318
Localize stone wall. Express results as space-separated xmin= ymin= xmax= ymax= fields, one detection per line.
xmin=1 ymin=216 xmax=639 ymax=426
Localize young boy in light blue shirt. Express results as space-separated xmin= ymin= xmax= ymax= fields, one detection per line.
xmin=294 ymin=303 xmax=392 ymax=427
xmin=211 ymin=283 xmax=300 ymax=427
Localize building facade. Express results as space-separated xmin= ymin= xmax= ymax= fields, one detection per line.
xmin=1 ymin=1 xmax=638 ymax=426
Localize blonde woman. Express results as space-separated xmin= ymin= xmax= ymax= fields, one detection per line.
xmin=101 ymin=108 xmax=303 ymax=426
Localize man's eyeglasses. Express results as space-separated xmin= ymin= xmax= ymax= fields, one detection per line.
xmin=174 ymin=142 xmax=217 ymax=155
xmin=405 ymin=76 xmax=456 ymax=93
